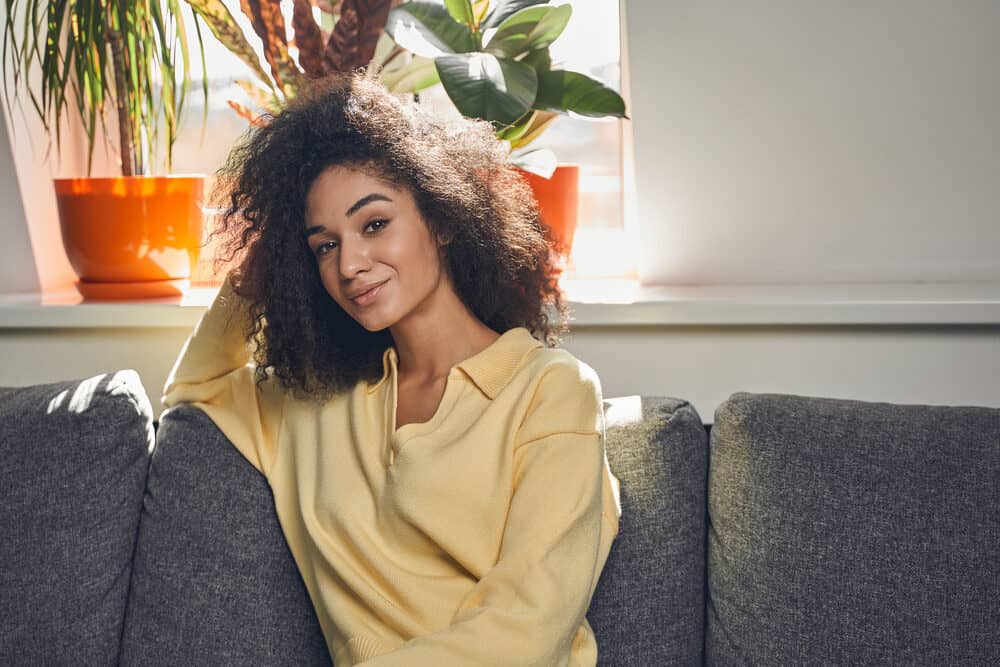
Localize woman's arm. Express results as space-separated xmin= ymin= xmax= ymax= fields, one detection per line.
xmin=161 ymin=273 xmax=285 ymax=477
xmin=358 ymin=360 xmax=618 ymax=666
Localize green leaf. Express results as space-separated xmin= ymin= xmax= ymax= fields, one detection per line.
xmin=471 ymin=0 xmax=490 ymax=25
xmin=444 ymin=0 xmax=475 ymax=26
xmin=510 ymin=147 xmax=556 ymax=178
xmin=485 ymin=4 xmax=570 ymax=59
xmin=495 ymin=109 xmax=534 ymax=142
xmin=181 ymin=0 xmax=275 ymax=89
xmin=520 ymin=47 xmax=550 ymax=72
xmin=386 ymin=2 xmax=478 ymax=58
xmin=534 ymin=69 xmax=627 ymax=118
xmin=381 ymin=55 xmax=441 ymax=94
xmin=481 ymin=0 xmax=548 ymax=30
xmin=508 ymin=108 xmax=557 ymax=149
xmin=435 ymin=51 xmax=536 ymax=126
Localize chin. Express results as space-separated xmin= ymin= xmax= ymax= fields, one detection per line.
xmin=343 ymin=306 xmax=398 ymax=332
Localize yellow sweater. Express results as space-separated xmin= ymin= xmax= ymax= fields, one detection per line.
xmin=162 ymin=276 xmax=622 ymax=666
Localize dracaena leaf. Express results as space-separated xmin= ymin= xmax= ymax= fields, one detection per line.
xmin=242 ymin=0 xmax=304 ymax=90
xmin=325 ymin=0 xmax=393 ymax=73
xmin=292 ymin=0 xmax=326 ymax=77
xmin=184 ymin=0 xmax=274 ymax=88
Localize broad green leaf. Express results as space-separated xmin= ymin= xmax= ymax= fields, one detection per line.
xmin=382 ymin=55 xmax=441 ymax=94
xmin=508 ymin=108 xmax=557 ymax=149
xmin=472 ymin=0 xmax=490 ymax=25
xmin=510 ymin=146 xmax=556 ymax=178
xmin=444 ymin=0 xmax=475 ymax=26
xmin=485 ymin=4 xmax=569 ymax=59
xmin=386 ymin=3 xmax=478 ymax=58
xmin=481 ymin=0 xmax=548 ymax=30
xmin=495 ymin=109 xmax=534 ymax=142
xmin=520 ymin=46 xmax=550 ymax=72
xmin=534 ymin=69 xmax=627 ymax=118
xmin=435 ymin=51 xmax=536 ymax=126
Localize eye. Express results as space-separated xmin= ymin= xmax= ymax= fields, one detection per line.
xmin=365 ymin=218 xmax=389 ymax=233
xmin=315 ymin=240 xmax=337 ymax=256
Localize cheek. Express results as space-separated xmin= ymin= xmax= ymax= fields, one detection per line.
xmin=316 ymin=261 xmax=345 ymax=300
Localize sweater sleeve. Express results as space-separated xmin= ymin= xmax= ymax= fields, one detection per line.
xmin=358 ymin=359 xmax=619 ymax=667
xmin=161 ymin=274 xmax=285 ymax=477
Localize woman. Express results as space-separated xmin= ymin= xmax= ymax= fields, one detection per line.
xmin=163 ymin=70 xmax=621 ymax=666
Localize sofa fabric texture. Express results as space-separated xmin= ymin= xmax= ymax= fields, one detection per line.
xmin=0 ymin=371 xmax=154 ymax=666
xmin=706 ymin=392 xmax=1000 ymax=666
xmin=120 ymin=403 xmax=332 ymax=665
xmin=587 ymin=396 xmax=708 ymax=666
xmin=5 ymin=369 xmax=999 ymax=665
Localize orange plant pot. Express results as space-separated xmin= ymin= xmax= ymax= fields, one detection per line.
xmin=54 ymin=176 xmax=204 ymax=297
xmin=516 ymin=164 xmax=580 ymax=257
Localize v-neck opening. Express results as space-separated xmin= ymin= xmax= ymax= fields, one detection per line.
xmin=390 ymin=367 xmax=462 ymax=442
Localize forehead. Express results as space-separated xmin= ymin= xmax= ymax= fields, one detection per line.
xmin=306 ymin=165 xmax=406 ymax=221
xmin=309 ymin=165 xmax=399 ymax=199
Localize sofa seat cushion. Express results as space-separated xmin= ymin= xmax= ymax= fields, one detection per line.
xmin=120 ymin=403 xmax=331 ymax=666
xmin=707 ymin=392 xmax=1000 ymax=665
xmin=0 ymin=371 xmax=154 ymax=665
xmin=587 ymin=396 xmax=708 ymax=666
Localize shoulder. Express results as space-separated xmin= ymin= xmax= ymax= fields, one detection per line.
xmin=520 ymin=345 xmax=602 ymax=398
xmin=513 ymin=346 xmax=604 ymax=443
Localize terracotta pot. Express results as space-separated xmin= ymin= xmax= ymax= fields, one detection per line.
xmin=516 ymin=164 xmax=580 ymax=257
xmin=53 ymin=175 xmax=204 ymax=297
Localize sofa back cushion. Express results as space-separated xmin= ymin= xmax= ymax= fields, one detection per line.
xmin=120 ymin=403 xmax=331 ymax=666
xmin=0 ymin=371 xmax=153 ymax=666
xmin=588 ymin=396 xmax=708 ymax=666
xmin=706 ymin=392 xmax=1000 ymax=665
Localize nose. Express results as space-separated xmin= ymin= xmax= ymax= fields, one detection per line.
xmin=338 ymin=238 xmax=371 ymax=279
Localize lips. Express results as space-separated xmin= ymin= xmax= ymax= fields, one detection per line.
xmin=348 ymin=280 xmax=387 ymax=307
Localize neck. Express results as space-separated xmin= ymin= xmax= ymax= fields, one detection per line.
xmin=389 ymin=277 xmax=500 ymax=382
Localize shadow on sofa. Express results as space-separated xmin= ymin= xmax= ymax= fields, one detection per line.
xmin=2 ymin=371 xmax=998 ymax=665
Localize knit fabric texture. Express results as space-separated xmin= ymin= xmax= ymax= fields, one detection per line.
xmin=0 ymin=371 xmax=153 ymax=665
xmin=707 ymin=392 xmax=1000 ymax=665
xmin=587 ymin=396 xmax=708 ymax=666
xmin=119 ymin=403 xmax=332 ymax=665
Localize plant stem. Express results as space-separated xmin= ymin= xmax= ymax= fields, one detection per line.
xmin=107 ymin=3 xmax=135 ymax=176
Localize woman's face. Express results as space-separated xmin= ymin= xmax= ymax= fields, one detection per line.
xmin=303 ymin=164 xmax=449 ymax=332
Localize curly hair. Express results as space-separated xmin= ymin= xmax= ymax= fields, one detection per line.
xmin=207 ymin=69 xmax=569 ymax=404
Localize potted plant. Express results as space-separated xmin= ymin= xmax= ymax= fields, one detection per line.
xmin=2 ymin=0 xmax=214 ymax=299
xmin=182 ymin=0 xmax=416 ymax=124
xmin=382 ymin=0 xmax=628 ymax=259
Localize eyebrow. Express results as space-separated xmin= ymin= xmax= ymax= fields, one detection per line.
xmin=304 ymin=193 xmax=393 ymax=239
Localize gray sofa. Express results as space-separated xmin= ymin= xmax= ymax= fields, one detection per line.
xmin=2 ymin=370 xmax=998 ymax=666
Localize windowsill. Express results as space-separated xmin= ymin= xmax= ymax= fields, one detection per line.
xmin=1 ymin=280 xmax=998 ymax=328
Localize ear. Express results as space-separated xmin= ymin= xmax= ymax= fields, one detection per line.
xmin=436 ymin=230 xmax=454 ymax=246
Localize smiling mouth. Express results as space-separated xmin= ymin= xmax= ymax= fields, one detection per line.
xmin=349 ymin=280 xmax=387 ymax=307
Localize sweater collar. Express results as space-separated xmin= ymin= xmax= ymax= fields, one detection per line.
xmin=366 ymin=327 xmax=543 ymax=399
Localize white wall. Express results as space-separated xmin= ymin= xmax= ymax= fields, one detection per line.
xmin=0 ymin=103 xmax=37 ymax=292
xmin=1 ymin=324 xmax=997 ymax=424
xmin=625 ymin=0 xmax=1000 ymax=284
